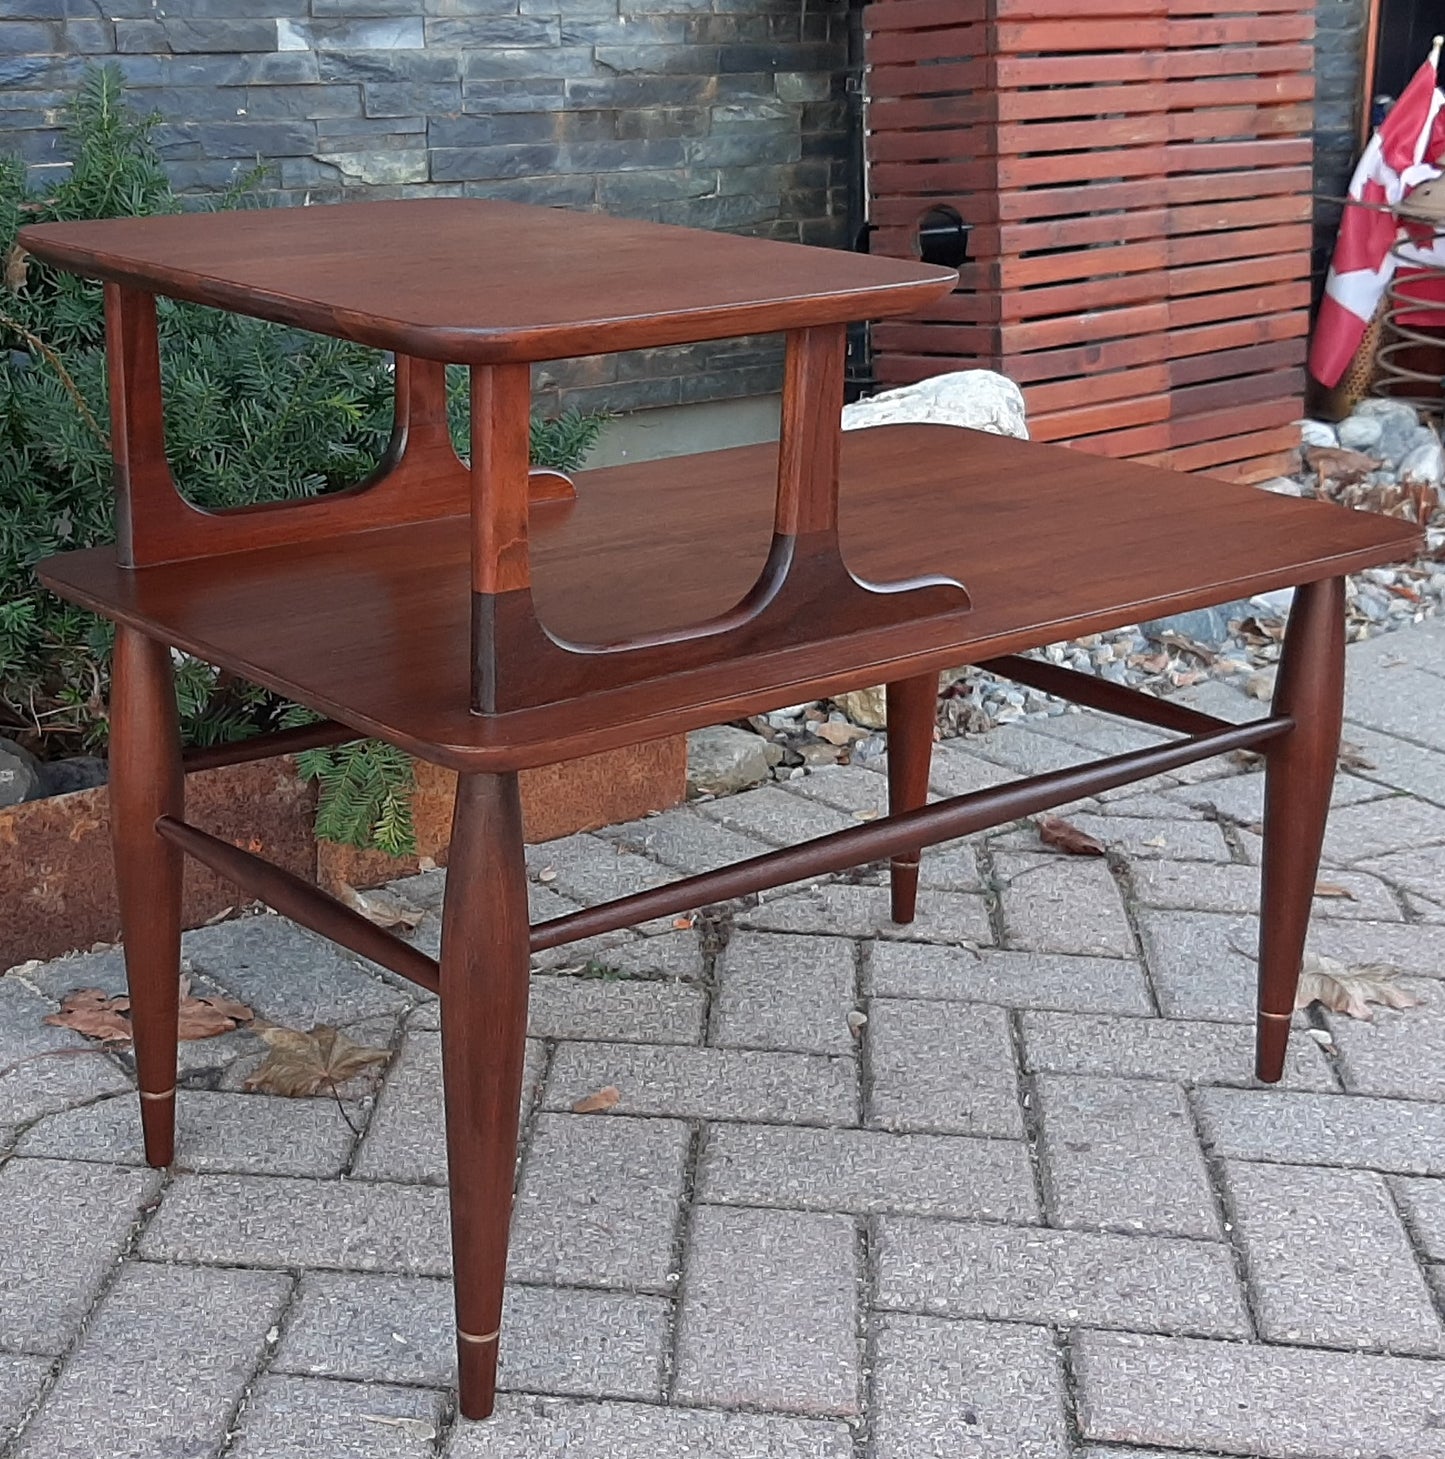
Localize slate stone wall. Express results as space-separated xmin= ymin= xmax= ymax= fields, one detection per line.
xmin=0 ymin=1 xmax=850 ymax=413
xmin=1313 ymin=0 xmax=1372 ymax=287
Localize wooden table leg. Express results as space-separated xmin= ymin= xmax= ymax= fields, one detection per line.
xmin=1256 ymin=576 xmax=1346 ymax=1082
xmin=438 ymin=770 xmax=532 ymax=1420
xmin=110 ymin=626 xmax=184 ymax=1168
xmin=886 ymin=673 xmax=937 ymax=924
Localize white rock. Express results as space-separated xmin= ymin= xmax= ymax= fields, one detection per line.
xmin=1300 ymin=419 xmax=1338 ymax=449
xmin=1256 ymin=476 xmax=1305 ymax=497
xmin=686 ymin=726 xmax=771 ymax=797
xmin=842 ymin=370 xmax=1029 ymax=440
xmin=1337 ymin=415 xmax=1384 ymax=451
xmin=1251 ymin=587 xmax=1296 ymax=616
xmin=1399 ymin=438 xmax=1445 ymax=487
xmin=1353 ymin=397 xmax=1421 ymax=427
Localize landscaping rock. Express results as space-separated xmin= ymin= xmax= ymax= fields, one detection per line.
xmin=0 ymin=739 xmax=43 ymax=807
xmin=687 ymin=727 xmax=771 ymax=797
xmin=833 ymin=686 xmax=889 ymax=730
xmin=1400 ymin=438 xmax=1445 ymax=489
xmin=1337 ymin=415 xmax=1384 ymax=452
xmin=38 ymin=757 xmax=109 ymax=798
xmin=842 ymin=370 xmax=1029 ymax=441
xmin=1300 ymin=420 xmax=1338 ymax=449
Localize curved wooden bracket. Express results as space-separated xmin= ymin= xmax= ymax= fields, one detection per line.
xmin=105 ymin=285 xmax=571 ymax=567
xmin=466 ymin=325 xmax=969 ymax=714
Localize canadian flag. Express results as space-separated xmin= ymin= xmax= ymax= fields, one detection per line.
xmin=1308 ymin=39 xmax=1445 ymax=389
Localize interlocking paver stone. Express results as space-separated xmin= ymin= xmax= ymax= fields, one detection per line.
xmin=13 ymin=1262 xmax=291 ymax=1459
xmin=0 ymin=977 xmax=132 ymax=1125
xmin=1327 ymin=982 xmax=1445 ymax=1100
xmin=1394 ymin=1177 xmax=1445 ymax=1260
xmin=1225 ymin=1160 xmax=1444 ymax=1353
xmin=1321 ymin=789 xmax=1445 ymax=862
xmin=1032 ymin=710 xmax=1169 ymax=757
xmin=673 ymin=1204 xmax=860 ymax=1415
xmin=871 ymin=1314 xmax=1069 ymax=1459
xmin=782 ymin=764 xmax=890 ymax=815
xmin=995 ymin=853 xmax=1134 ymax=956
xmin=544 ymin=1041 xmax=858 ymax=1126
xmin=591 ymin=929 xmax=706 ymax=980
xmin=876 ymin=1218 xmax=1248 ymax=1337
xmin=1132 ymin=861 xmax=1402 ymax=921
xmin=1021 ymin=1011 xmax=1334 ymax=1090
xmin=140 ymin=1173 xmax=452 ymax=1273
xmin=526 ymin=833 xmax=672 ymax=903
xmin=446 ymin=1395 xmax=855 ymax=1457
xmin=604 ymin=806 xmax=771 ymax=873
xmin=714 ymin=931 xmax=857 ymax=1054
xmin=0 ymin=1158 xmax=161 ymax=1355
xmin=17 ymin=1089 xmax=356 ymax=1177
xmin=1309 ymin=917 xmax=1445 ymax=980
xmin=1074 ymin=1329 xmax=1445 ymax=1458
xmin=1165 ymin=769 xmax=1383 ymax=823
xmin=1013 ymin=812 xmax=1231 ymax=861
xmin=1036 ymin=1075 xmax=1219 ymax=1237
xmin=867 ymin=999 xmax=1023 ymax=1137
xmin=230 ymin=1375 xmax=447 ymax=1458
xmin=275 ymin=1271 xmax=454 ymax=1386
xmin=927 ymin=741 xmax=1015 ymax=796
xmin=278 ymin=1270 xmax=665 ymax=1401
xmin=697 ymin=784 xmax=855 ymax=844
xmin=968 ymin=724 xmax=1095 ymax=775
xmin=1355 ymin=843 xmax=1445 ymax=903
xmin=916 ymin=838 xmax=985 ymax=890
xmin=1137 ymin=908 xmax=1258 ymax=1021
xmin=1342 ymin=722 xmax=1445 ymax=806
xmin=1196 ymin=1088 xmax=1445 ymax=1174
xmin=497 ymin=1285 xmax=669 ymax=1399
xmin=737 ymin=884 xmax=994 ymax=944
xmin=867 ymin=944 xmax=1152 ymax=1014
xmin=355 ymin=1032 xmax=544 ymax=1185
xmin=697 ymin=1123 xmax=1038 ymax=1222
xmin=528 ymin=974 xmax=706 ymax=1045
xmin=182 ymin=914 xmax=414 ymax=1025
xmin=0 ymin=1355 xmax=49 ymax=1446
xmin=509 ymin=1114 xmax=688 ymax=1291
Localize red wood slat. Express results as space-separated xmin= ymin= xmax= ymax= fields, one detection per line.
xmin=1029 ymin=393 xmax=1172 ymax=440
xmin=995 ymin=20 xmax=1171 ymax=51
xmin=1169 ymin=279 xmax=1310 ymax=326
xmin=1170 ymin=14 xmax=1313 ymax=44
xmin=864 ymin=0 xmax=985 ymax=31
xmin=1000 ymin=303 xmax=1170 ymax=354
xmin=1000 ymin=240 xmax=1168 ymax=289
xmin=1167 ymin=392 xmax=1302 ymax=447
xmin=1169 ymin=337 xmax=1306 ymax=386
xmin=1167 ymin=222 xmax=1312 ymax=266
xmin=868 ymin=61 xmax=986 ymax=98
xmin=1026 ymin=365 xmax=1172 ymax=415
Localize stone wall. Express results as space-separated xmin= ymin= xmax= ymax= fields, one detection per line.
xmin=0 ymin=1 xmax=850 ymax=414
xmin=1313 ymin=0 xmax=1372 ymax=289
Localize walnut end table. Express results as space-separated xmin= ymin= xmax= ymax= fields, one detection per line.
xmin=19 ymin=198 xmax=1422 ymax=1419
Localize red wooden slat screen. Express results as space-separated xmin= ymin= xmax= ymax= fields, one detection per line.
xmin=865 ymin=0 xmax=1314 ymax=482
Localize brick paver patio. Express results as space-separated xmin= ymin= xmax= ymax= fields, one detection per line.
xmin=4 ymin=621 xmax=1445 ymax=1457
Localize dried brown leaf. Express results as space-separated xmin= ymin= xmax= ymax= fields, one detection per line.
xmin=3 ymin=242 xmax=27 ymax=293
xmin=1313 ymin=881 xmax=1356 ymax=901
xmin=335 ymin=882 xmax=423 ymax=930
xmin=244 ymin=1023 xmax=390 ymax=1097
xmin=1037 ymin=814 xmax=1106 ymax=857
xmin=572 ymin=1084 xmax=621 ymax=1114
xmin=44 ymin=981 xmax=252 ymax=1045
xmin=45 ymin=988 xmax=132 ymax=1043
xmin=1337 ymin=741 xmax=1375 ymax=772
xmin=1294 ymin=954 xmax=1425 ymax=1022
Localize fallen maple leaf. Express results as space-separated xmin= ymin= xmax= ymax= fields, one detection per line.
xmin=45 ymin=979 xmax=253 ymax=1044
xmin=335 ymin=882 xmax=424 ymax=930
xmin=1038 ymin=815 xmax=1106 ymax=857
xmin=244 ymin=1024 xmax=390 ymax=1097
xmin=1295 ymin=953 xmax=1425 ymax=1022
xmin=572 ymin=1084 xmax=621 ymax=1114
xmin=45 ymin=988 xmax=132 ymax=1043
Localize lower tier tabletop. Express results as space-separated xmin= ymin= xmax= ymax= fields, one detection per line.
xmin=39 ymin=425 xmax=1421 ymax=771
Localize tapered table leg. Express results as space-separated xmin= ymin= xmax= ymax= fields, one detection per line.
xmin=109 ymin=627 xmax=185 ymax=1168
xmin=1256 ymin=576 xmax=1346 ymax=1082
xmin=886 ymin=673 xmax=937 ymax=924
xmin=438 ymin=771 xmax=532 ymax=1420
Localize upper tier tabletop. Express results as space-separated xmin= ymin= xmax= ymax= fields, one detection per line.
xmin=18 ymin=199 xmax=958 ymax=363
xmin=39 ymin=426 xmax=1421 ymax=773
